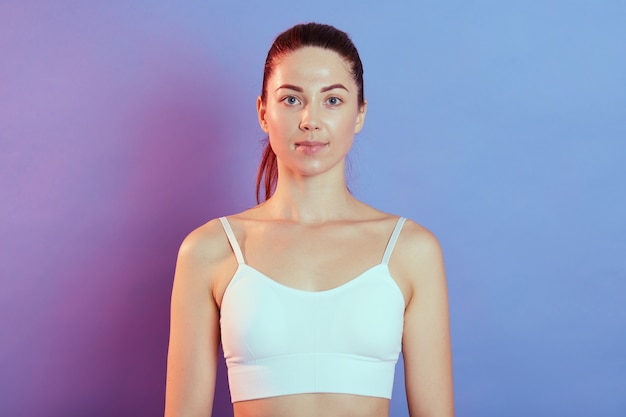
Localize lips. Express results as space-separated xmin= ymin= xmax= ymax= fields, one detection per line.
xmin=295 ymin=141 xmax=327 ymax=147
xmin=295 ymin=141 xmax=328 ymax=154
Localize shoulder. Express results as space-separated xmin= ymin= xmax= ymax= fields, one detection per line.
xmin=173 ymin=217 xmax=242 ymax=306
xmin=395 ymin=218 xmax=443 ymax=262
xmin=389 ymin=218 xmax=446 ymax=302
xmin=174 ymin=217 xmax=236 ymax=288
xmin=177 ymin=218 xmax=230 ymax=264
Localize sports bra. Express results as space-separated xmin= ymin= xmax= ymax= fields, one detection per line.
xmin=218 ymin=216 xmax=407 ymax=402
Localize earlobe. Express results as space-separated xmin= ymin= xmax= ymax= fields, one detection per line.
xmin=354 ymin=100 xmax=368 ymax=134
xmin=257 ymin=96 xmax=269 ymax=133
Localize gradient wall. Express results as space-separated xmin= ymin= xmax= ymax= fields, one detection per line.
xmin=1 ymin=1 xmax=624 ymax=416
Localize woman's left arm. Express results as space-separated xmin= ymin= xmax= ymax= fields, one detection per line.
xmin=396 ymin=222 xmax=454 ymax=417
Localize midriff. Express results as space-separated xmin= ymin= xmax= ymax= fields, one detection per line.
xmin=233 ymin=393 xmax=390 ymax=417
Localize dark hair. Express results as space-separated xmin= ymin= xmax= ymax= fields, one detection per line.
xmin=255 ymin=22 xmax=365 ymax=203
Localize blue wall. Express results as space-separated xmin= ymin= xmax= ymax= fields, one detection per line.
xmin=1 ymin=1 xmax=624 ymax=416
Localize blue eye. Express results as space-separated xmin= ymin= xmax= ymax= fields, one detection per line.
xmin=327 ymin=97 xmax=342 ymax=106
xmin=283 ymin=96 xmax=300 ymax=106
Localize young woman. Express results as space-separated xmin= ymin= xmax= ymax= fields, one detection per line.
xmin=165 ymin=23 xmax=454 ymax=417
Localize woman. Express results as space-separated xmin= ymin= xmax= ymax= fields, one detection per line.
xmin=165 ymin=23 xmax=454 ymax=417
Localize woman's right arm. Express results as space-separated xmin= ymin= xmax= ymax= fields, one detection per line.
xmin=164 ymin=227 xmax=223 ymax=417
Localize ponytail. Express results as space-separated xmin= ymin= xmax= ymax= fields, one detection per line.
xmin=255 ymin=141 xmax=278 ymax=203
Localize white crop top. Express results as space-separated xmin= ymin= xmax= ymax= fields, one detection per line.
xmin=218 ymin=217 xmax=406 ymax=402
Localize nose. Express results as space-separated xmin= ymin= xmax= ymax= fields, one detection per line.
xmin=299 ymin=105 xmax=320 ymax=131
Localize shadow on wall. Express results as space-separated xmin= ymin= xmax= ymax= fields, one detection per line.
xmin=0 ymin=58 xmax=239 ymax=415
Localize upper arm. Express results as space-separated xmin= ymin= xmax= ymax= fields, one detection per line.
xmin=164 ymin=223 xmax=227 ymax=417
xmin=395 ymin=222 xmax=454 ymax=417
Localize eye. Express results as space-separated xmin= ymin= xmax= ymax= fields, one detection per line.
xmin=326 ymin=96 xmax=343 ymax=106
xmin=282 ymin=95 xmax=301 ymax=106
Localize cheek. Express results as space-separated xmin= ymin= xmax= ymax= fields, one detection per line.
xmin=330 ymin=113 xmax=359 ymax=135
xmin=266 ymin=109 xmax=296 ymax=133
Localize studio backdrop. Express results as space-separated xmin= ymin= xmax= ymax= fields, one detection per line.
xmin=1 ymin=1 xmax=624 ymax=416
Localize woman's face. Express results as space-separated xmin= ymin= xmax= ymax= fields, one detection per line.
xmin=257 ymin=46 xmax=367 ymax=179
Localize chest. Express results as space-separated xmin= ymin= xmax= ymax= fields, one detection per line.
xmin=239 ymin=224 xmax=389 ymax=292
xmin=220 ymin=263 xmax=405 ymax=361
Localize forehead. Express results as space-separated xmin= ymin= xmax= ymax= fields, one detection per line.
xmin=269 ymin=47 xmax=354 ymax=87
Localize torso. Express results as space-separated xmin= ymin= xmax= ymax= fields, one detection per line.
xmin=204 ymin=206 xmax=416 ymax=417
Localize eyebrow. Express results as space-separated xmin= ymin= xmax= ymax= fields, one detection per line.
xmin=275 ymin=83 xmax=349 ymax=93
xmin=321 ymin=83 xmax=349 ymax=93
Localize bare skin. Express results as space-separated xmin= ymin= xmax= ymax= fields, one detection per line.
xmin=164 ymin=47 xmax=454 ymax=417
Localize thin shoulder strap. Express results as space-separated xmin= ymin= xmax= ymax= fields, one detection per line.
xmin=382 ymin=217 xmax=407 ymax=265
xmin=219 ymin=217 xmax=245 ymax=265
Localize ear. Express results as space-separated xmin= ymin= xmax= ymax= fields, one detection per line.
xmin=257 ymin=96 xmax=269 ymax=133
xmin=354 ymin=100 xmax=367 ymax=134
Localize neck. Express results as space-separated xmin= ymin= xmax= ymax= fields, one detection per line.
xmin=260 ymin=167 xmax=358 ymax=224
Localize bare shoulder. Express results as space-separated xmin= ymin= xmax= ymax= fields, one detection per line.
xmin=389 ymin=218 xmax=446 ymax=302
xmin=395 ymin=218 xmax=443 ymax=263
xmin=178 ymin=218 xmax=230 ymax=264
xmin=174 ymin=218 xmax=235 ymax=293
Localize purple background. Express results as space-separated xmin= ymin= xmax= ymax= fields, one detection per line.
xmin=1 ymin=1 xmax=625 ymax=416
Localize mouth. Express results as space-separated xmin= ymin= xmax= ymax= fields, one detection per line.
xmin=294 ymin=141 xmax=328 ymax=154
xmin=295 ymin=140 xmax=327 ymax=147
